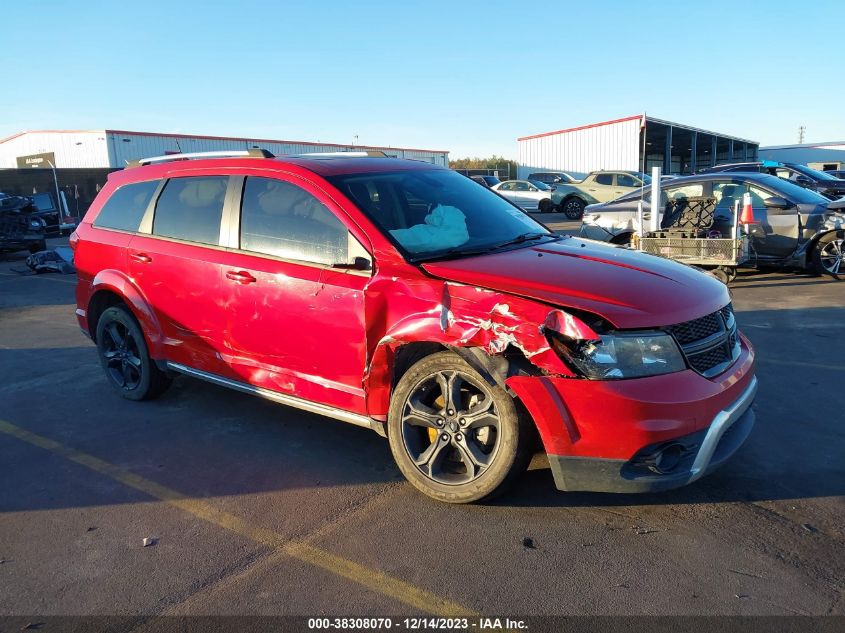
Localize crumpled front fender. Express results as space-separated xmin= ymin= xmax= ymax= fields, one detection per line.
xmin=362 ymin=274 xmax=597 ymax=417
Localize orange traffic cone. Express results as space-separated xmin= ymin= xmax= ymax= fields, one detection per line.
xmin=739 ymin=192 xmax=755 ymax=224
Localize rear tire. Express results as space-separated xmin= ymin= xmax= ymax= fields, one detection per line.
xmin=95 ymin=306 xmax=172 ymax=401
xmin=560 ymin=197 xmax=585 ymax=220
xmin=387 ymin=351 xmax=533 ymax=504
xmin=29 ymin=239 xmax=47 ymax=254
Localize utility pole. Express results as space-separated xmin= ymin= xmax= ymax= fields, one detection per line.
xmin=799 ymin=126 xmax=806 ymax=144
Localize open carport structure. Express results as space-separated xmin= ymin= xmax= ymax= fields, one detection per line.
xmin=518 ymin=115 xmax=758 ymax=177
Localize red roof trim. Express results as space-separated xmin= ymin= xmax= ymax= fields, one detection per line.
xmin=0 ymin=129 xmax=449 ymax=155
xmin=517 ymin=115 xmax=644 ymax=142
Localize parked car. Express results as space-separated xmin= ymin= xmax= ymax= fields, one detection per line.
xmin=526 ymin=171 xmax=578 ymax=187
xmin=29 ymin=191 xmax=79 ymax=236
xmin=0 ymin=191 xmax=48 ymax=254
xmin=73 ymin=150 xmax=757 ymax=503
xmin=698 ymin=161 xmax=845 ymax=201
xmin=824 ymin=170 xmax=845 ymax=180
xmin=550 ymin=170 xmax=652 ymax=219
xmin=490 ymin=179 xmax=553 ymax=212
xmin=470 ymin=175 xmax=501 ymax=188
xmin=579 ymin=173 xmax=845 ymax=275
xmin=1 ymin=191 xmax=34 ymax=212
xmin=0 ymin=210 xmax=47 ymax=254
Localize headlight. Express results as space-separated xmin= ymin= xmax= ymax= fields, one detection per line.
xmin=549 ymin=331 xmax=686 ymax=379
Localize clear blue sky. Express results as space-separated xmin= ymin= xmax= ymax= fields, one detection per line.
xmin=4 ymin=0 xmax=843 ymax=159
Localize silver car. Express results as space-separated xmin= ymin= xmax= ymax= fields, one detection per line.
xmin=579 ymin=173 xmax=845 ymax=275
xmin=490 ymin=180 xmax=553 ymax=213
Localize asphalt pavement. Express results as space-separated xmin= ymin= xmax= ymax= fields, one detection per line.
xmin=0 ymin=233 xmax=843 ymax=621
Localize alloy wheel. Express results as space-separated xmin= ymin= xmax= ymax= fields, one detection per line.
xmin=400 ymin=370 xmax=500 ymax=485
xmin=819 ymin=238 xmax=844 ymax=275
xmin=101 ymin=321 xmax=143 ymax=390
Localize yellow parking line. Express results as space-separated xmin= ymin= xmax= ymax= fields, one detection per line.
xmin=0 ymin=419 xmax=477 ymax=617
xmin=759 ymin=358 xmax=845 ymax=372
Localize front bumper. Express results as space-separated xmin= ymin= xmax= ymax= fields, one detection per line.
xmin=506 ymin=334 xmax=757 ymax=493
xmin=547 ymin=376 xmax=756 ymax=493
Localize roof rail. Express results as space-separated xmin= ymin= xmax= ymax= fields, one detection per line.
xmin=126 ymin=148 xmax=274 ymax=168
xmin=288 ymin=150 xmax=388 ymax=159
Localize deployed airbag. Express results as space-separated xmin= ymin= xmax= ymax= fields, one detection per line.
xmin=390 ymin=205 xmax=469 ymax=252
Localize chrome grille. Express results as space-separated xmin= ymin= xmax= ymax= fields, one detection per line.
xmin=665 ymin=304 xmax=740 ymax=378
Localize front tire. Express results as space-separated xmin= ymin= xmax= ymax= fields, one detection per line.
xmin=387 ymin=351 xmax=533 ymax=503
xmin=560 ymin=197 xmax=585 ymax=220
xmin=813 ymin=230 xmax=844 ymax=277
xmin=95 ymin=305 xmax=172 ymax=401
xmin=538 ymin=198 xmax=551 ymax=213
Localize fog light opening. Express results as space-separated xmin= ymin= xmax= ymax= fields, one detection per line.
xmin=650 ymin=443 xmax=684 ymax=474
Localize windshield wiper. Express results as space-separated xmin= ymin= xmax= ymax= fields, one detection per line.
xmin=410 ymin=233 xmax=558 ymax=264
xmin=489 ymin=232 xmax=556 ymax=250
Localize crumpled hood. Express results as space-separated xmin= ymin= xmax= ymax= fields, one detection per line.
xmin=422 ymin=237 xmax=730 ymax=330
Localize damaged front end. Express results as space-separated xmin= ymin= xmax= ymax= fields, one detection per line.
xmin=362 ymin=275 xmax=606 ymax=421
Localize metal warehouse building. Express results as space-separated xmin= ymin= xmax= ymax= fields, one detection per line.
xmin=0 ymin=129 xmax=449 ymax=169
xmin=759 ymin=141 xmax=845 ymax=170
xmin=517 ymin=115 xmax=758 ymax=178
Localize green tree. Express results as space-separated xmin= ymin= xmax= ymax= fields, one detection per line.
xmin=449 ymin=155 xmax=516 ymax=180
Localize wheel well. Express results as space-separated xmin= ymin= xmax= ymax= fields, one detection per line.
xmin=87 ymin=290 xmax=127 ymax=340
xmin=391 ymin=342 xmax=446 ymax=390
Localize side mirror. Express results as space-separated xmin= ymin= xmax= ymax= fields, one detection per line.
xmin=763 ymin=196 xmax=792 ymax=210
xmin=332 ymin=256 xmax=371 ymax=271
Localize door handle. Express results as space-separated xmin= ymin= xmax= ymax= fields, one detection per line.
xmin=130 ymin=252 xmax=152 ymax=263
xmin=226 ymin=270 xmax=257 ymax=284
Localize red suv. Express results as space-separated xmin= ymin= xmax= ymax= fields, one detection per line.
xmin=72 ymin=150 xmax=757 ymax=503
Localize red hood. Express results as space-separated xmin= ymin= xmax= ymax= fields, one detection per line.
xmin=422 ymin=237 xmax=730 ymax=329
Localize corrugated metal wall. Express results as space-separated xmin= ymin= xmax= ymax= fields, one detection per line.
xmin=1 ymin=131 xmax=448 ymax=169
xmin=517 ymin=118 xmax=641 ymax=179
xmin=106 ymin=132 xmax=449 ymax=167
xmin=0 ymin=131 xmax=110 ymax=168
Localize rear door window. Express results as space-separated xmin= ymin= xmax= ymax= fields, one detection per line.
xmin=94 ymin=180 xmax=160 ymax=232
xmin=239 ymin=177 xmax=349 ymax=265
xmin=152 ymin=176 xmax=228 ymax=245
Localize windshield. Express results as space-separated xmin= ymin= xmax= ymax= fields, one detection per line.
xmin=791 ymin=164 xmax=842 ymax=181
xmin=638 ymin=173 xmax=653 ymax=185
xmin=758 ymin=175 xmax=831 ymax=204
xmin=329 ymin=169 xmax=551 ymax=261
xmin=528 ymin=180 xmax=551 ymax=191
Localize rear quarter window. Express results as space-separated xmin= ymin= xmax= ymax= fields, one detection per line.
xmin=93 ymin=180 xmax=160 ymax=232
